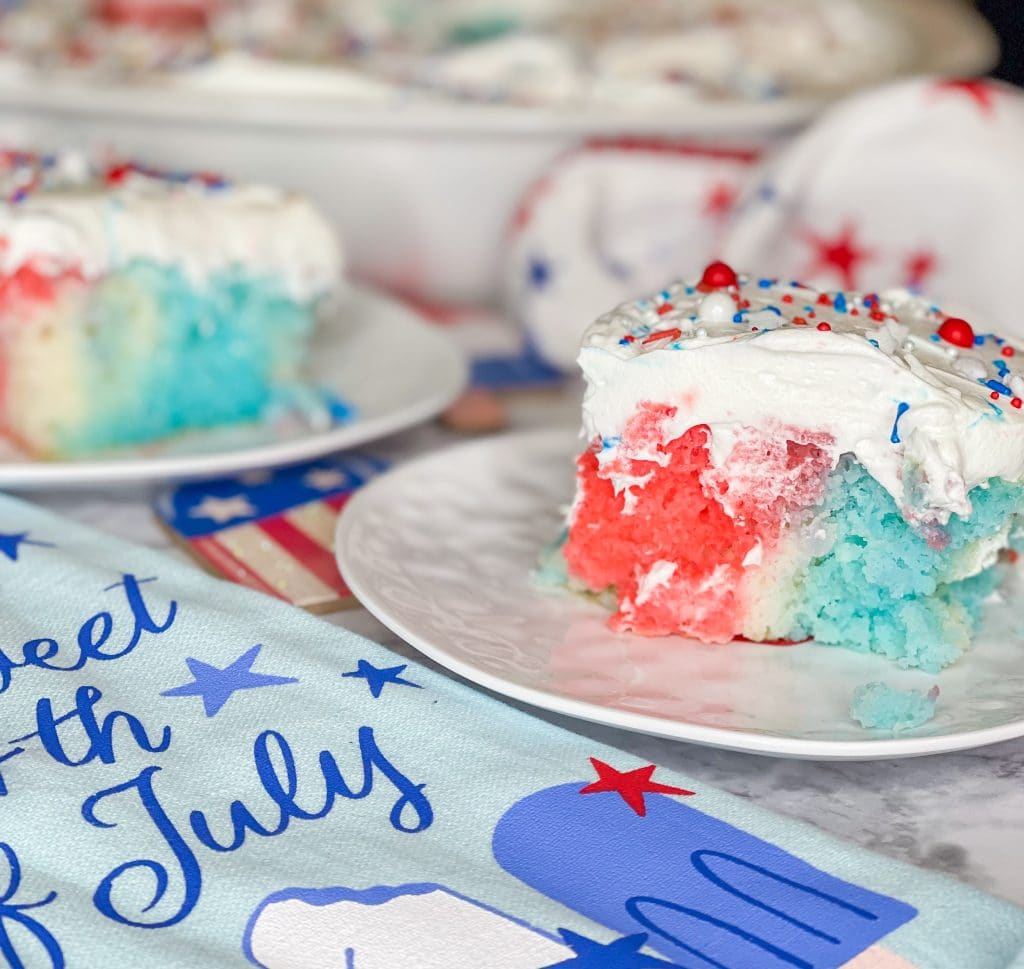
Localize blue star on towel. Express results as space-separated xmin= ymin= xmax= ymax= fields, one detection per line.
xmin=543 ymin=931 xmax=678 ymax=969
xmin=528 ymin=256 xmax=552 ymax=290
xmin=341 ymin=659 xmax=422 ymax=699
xmin=0 ymin=532 xmax=53 ymax=562
xmin=161 ymin=644 xmax=298 ymax=717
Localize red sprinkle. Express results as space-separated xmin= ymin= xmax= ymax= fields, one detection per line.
xmin=850 ymin=308 xmax=860 ymax=316
xmin=870 ymin=310 xmax=887 ymax=322
xmin=1013 ymin=398 xmax=1023 ymax=409
xmin=781 ymin=294 xmax=794 ymax=303
xmin=642 ymin=328 xmax=682 ymax=345
xmin=1002 ymin=346 xmax=1015 ymax=357
xmin=656 ymin=303 xmax=674 ymax=316
xmin=698 ymin=260 xmax=738 ymax=290
xmin=991 ymin=391 xmax=1001 ymax=400
xmin=937 ymin=317 xmax=976 ymax=348
xmin=793 ymin=316 xmax=807 ymax=325
xmin=816 ymin=322 xmax=831 ymax=331
xmin=104 ymin=163 xmax=135 ymax=185
xmin=817 ymin=293 xmax=832 ymax=306
xmin=621 ymin=335 xmax=636 ymax=344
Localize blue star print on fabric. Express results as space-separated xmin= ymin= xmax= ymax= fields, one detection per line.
xmin=528 ymin=256 xmax=552 ymax=290
xmin=160 ymin=644 xmax=298 ymax=717
xmin=543 ymin=931 xmax=677 ymax=968
xmin=341 ymin=659 xmax=422 ymax=699
xmin=0 ymin=532 xmax=53 ymax=562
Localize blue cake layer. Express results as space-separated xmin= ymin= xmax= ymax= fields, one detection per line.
xmin=792 ymin=458 xmax=1023 ymax=671
xmin=60 ymin=260 xmax=317 ymax=454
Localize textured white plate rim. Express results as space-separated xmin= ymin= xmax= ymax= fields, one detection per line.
xmin=336 ymin=429 xmax=1024 ymax=761
xmin=0 ymin=285 xmax=468 ymax=489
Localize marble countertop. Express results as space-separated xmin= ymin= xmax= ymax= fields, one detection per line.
xmin=23 ymin=392 xmax=1024 ymax=912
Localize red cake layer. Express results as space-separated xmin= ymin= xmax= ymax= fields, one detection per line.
xmin=563 ymin=401 xmax=833 ymax=640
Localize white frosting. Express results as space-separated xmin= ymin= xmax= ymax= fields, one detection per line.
xmin=0 ymin=153 xmax=341 ymax=300
xmin=0 ymin=0 xmax=923 ymax=105
xmin=580 ymin=273 xmax=1024 ymax=524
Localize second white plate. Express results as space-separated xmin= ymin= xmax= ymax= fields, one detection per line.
xmin=0 ymin=285 xmax=468 ymax=489
xmin=336 ymin=430 xmax=1024 ymax=760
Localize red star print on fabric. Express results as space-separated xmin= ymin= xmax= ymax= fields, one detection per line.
xmin=703 ymin=181 xmax=737 ymax=220
xmin=579 ymin=758 xmax=694 ymax=817
xmin=512 ymin=175 xmax=552 ymax=232
xmin=932 ymin=78 xmax=998 ymax=116
xmin=803 ymin=223 xmax=874 ymax=290
xmin=904 ymin=250 xmax=937 ymax=290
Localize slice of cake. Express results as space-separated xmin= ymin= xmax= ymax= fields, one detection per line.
xmin=0 ymin=151 xmax=341 ymax=457
xmin=559 ymin=262 xmax=1024 ymax=671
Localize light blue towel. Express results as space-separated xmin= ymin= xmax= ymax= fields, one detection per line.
xmin=0 ymin=492 xmax=1021 ymax=969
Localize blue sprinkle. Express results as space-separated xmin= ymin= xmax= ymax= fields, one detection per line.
xmin=758 ymin=278 xmax=773 ymax=288
xmin=732 ymin=313 xmax=744 ymax=323
xmin=890 ymin=402 xmax=910 ymax=444
xmin=765 ymin=306 xmax=782 ymax=316
xmin=868 ymin=339 xmax=880 ymax=348
xmin=601 ymin=436 xmax=621 ymax=451
xmin=995 ymin=336 xmax=1006 ymax=345
xmin=984 ymin=379 xmax=1012 ymax=395
xmin=988 ymin=402 xmax=1003 ymax=418
xmin=660 ymin=290 xmax=671 ymax=301
xmin=974 ymin=335 xmax=985 ymax=346
xmin=929 ymin=333 xmax=940 ymax=342
xmin=994 ymin=360 xmax=1010 ymax=376
xmin=804 ymin=305 xmax=814 ymax=313
xmin=684 ymin=287 xmax=695 ymax=295
xmin=618 ymin=338 xmax=632 ymax=346
xmin=758 ymin=183 xmax=776 ymax=201
xmin=834 ymin=293 xmax=848 ymax=313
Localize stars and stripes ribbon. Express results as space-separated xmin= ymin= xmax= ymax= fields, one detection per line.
xmin=155 ymin=456 xmax=387 ymax=611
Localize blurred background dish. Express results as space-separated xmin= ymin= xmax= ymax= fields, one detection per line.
xmin=0 ymin=0 xmax=998 ymax=303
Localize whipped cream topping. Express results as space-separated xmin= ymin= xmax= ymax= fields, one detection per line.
xmin=0 ymin=152 xmax=341 ymax=300
xmin=579 ymin=268 xmax=1024 ymax=523
xmin=0 ymin=0 xmax=923 ymax=105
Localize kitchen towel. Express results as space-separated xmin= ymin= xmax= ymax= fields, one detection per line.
xmin=0 ymin=493 xmax=1021 ymax=968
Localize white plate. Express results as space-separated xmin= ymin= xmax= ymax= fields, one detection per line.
xmin=336 ymin=430 xmax=1024 ymax=761
xmin=0 ymin=286 xmax=467 ymax=489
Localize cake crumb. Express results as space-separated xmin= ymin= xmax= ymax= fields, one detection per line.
xmin=850 ymin=682 xmax=939 ymax=733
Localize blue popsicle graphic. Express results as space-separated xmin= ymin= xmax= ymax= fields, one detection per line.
xmin=493 ymin=783 xmax=916 ymax=969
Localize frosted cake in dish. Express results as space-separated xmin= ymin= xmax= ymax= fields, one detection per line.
xmin=558 ymin=262 xmax=1024 ymax=671
xmin=0 ymin=0 xmax=926 ymax=105
xmin=0 ymin=151 xmax=341 ymax=457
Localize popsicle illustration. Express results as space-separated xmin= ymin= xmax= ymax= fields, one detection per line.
xmin=492 ymin=766 xmax=919 ymax=969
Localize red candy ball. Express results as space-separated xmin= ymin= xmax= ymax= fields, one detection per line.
xmin=699 ymin=261 xmax=738 ymax=289
xmin=937 ymin=317 xmax=975 ymax=348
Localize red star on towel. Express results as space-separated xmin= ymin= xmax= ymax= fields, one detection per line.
xmin=703 ymin=181 xmax=737 ymax=221
xmin=932 ymin=78 xmax=998 ymax=115
xmin=904 ymin=250 xmax=937 ymax=291
xmin=803 ymin=223 xmax=874 ymax=290
xmin=579 ymin=758 xmax=694 ymax=817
